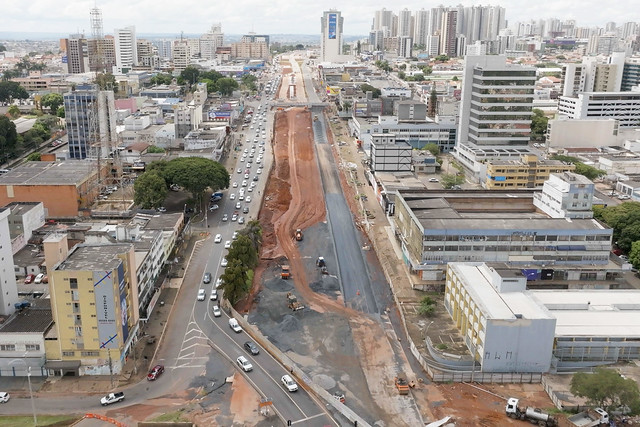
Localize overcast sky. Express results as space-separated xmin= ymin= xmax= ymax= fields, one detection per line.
xmin=1 ymin=0 xmax=633 ymax=36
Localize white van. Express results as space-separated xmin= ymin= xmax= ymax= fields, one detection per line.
xmin=229 ymin=318 xmax=242 ymax=333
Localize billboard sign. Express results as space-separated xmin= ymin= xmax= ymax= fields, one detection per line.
xmin=94 ymin=270 xmax=119 ymax=349
xmin=328 ymin=13 xmax=337 ymax=39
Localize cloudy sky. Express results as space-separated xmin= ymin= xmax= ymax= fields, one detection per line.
xmin=1 ymin=0 xmax=632 ymax=36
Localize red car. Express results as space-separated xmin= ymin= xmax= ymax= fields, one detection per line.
xmin=147 ymin=364 xmax=164 ymax=381
xmin=24 ymin=274 xmax=36 ymax=284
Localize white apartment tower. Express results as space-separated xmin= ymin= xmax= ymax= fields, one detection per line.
xmin=321 ymin=10 xmax=344 ymax=63
xmin=200 ymin=24 xmax=224 ymax=60
xmin=373 ymin=8 xmax=394 ymax=37
xmin=397 ymin=9 xmax=413 ymax=38
xmin=413 ymin=9 xmax=430 ymax=47
xmin=114 ymin=26 xmax=138 ymax=73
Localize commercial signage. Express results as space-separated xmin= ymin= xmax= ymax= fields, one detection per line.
xmin=94 ymin=270 xmax=118 ymax=349
xmin=328 ymin=13 xmax=337 ymax=39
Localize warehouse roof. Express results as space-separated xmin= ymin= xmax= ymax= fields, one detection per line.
xmin=0 ymin=161 xmax=96 ymax=186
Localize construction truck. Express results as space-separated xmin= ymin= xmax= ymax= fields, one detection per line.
xmin=313 ymin=115 xmax=319 ymax=122
xmin=286 ymin=292 xmax=304 ymax=311
xmin=506 ymin=397 xmax=557 ymax=426
xmin=394 ymin=373 xmax=410 ymax=395
xmin=295 ymin=229 xmax=303 ymax=241
xmin=559 ymin=408 xmax=609 ymax=427
xmin=281 ymin=265 xmax=290 ymax=280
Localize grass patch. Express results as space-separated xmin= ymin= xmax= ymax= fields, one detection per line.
xmin=0 ymin=415 xmax=81 ymax=427
xmin=151 ymin=409 xmax=187 ymax=422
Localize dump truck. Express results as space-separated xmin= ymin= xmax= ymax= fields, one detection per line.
xmin=295 ymin=229 xmax=303 ymax=241
xmin=281 ymin=265 xmax=290 ymax=279
xmin=558 ymin=408 xmax=609 ymax=427
xmin=313 ymin=115 xmax=319 ymax=122
xmin=506 ymin=397 xmax=557 ymax=426
xmin=394 ymin=374 xmax=410 ymax=395
xmin=286 ymin=292 xmax=304 ymax=311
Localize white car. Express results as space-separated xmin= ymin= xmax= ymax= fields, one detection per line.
xmin=238 ymin=194 xmax=245 ymax=201
xmin=34 ymin=273 xmax=45 ymax=284
xmin=237 ymin=355 xmax=253 ymax=372
xmin=209 ymin=204 xmax=219 ymax=211
xmin=246 ymin=196 xmax=252 ymax=203
xmin=281 ymin=375 xmax=298 ymax=392
xmin=214 ymin=234 xmax=222 ymax=243
xmin=0 ymin=392 xmax=9 ymax=403
xmin=429 ymin=178 xmax=439 ymax=183
xmin=236 ymin=168 xmax=242 ymax=174
xmin=230 ymin=193 xmax=236 ymax=200
xmin=216 ymin=278 xmax=223 ymax=288
xmin=229 ymin=318 xmax=243 ymax=333
xmin=212 ymin=305 xmax=221 ymax=317
xmin=197 ymin=289 xmax=206 ymax=301
xmin=257 ymin=168 xmax=262 ymax=174
xmin=222 ymin=213 xmax=228 ymax=221
xmin=210 ymin=289 xmax=218 ymax=301
xmin=244 ymin=148 xmax=248 ymax=153
xmin=231 ymin=214 xmax=238 ymax=222
xmin=232 ymin=182 xmax=238 ymax=188
xmin=238 ymin=217 xmax=245 ymax=224
xmin=221 ymin=257 xmax=228 ymax=267
xmin=236 ymin=202 xmax=242 ymax=209
xmin=232 ymin=231 xmax=239 ymax=240
xmin=242 ymin=181 xmax=248 ymax=187
xmin=244 ymin=173 xmax=250 ymax=179
xmin=224 ymin=240 xmax=231 ymax=249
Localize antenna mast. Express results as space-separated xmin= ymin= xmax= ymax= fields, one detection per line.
xmin=90 ymin=5 xmax=105 ymax=73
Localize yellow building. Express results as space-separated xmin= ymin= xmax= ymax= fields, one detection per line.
xmin=46 ymin=242 xmax=139 ymax=376
xmin=484 ymin=154 xmax=575 ymax=189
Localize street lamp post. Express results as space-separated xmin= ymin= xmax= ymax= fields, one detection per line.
xmin=10 ymin=358 xmax=37 ymax=426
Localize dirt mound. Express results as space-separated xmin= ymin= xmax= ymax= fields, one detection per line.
xmin=279 ymin=314 xmax=301 ymax=333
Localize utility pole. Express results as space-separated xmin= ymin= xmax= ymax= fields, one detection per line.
xmin=108 ymin=348 xmax=114 ymax=388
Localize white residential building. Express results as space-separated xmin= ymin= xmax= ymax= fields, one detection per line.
xmin=533 ymin=172 xmax=595 ymax=219
xmin=320 ymin=10 xmax=344 ymax=63
xmin=558 ymin=91 xmax=640 ymax=127
xmin=0 ymin=207 xmax=18 ymax=316
xmin=114 ymin=26 xmax=138 ymax=73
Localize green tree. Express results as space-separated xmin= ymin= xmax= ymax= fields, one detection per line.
xmin=41 ymin=93 xmax=63 ymax=113
xmin=0 ymin=81 xmax=29 ymax=104
xmin=421 ymin=143 xmax=440 ymax=156
xmin=629 ymin=240 xmax=640 ymax=270
xmin=0 ymin=116 xmax=19 ymax=160
xmin=220 ymin=259 xmax=250 ymax=305
xmin=227 ymin=235 xmax=258 ymax=269
xmin=150 ymin=73 xmax=173 ymax=86
xmin=147 ymin=145 xmax=165 ymax=153
xmin=441 ymin=173 xmax=464 ymax=189
xmin=162 ymin=157 xmax=229 ymax=199
xmin=133 ymin=172 xmax=168 ymax=209
xmin=56 ymin=106 xmax=65 ymax=118
xmin=360 ymin=84 xmax=381 ymax=98
xmin=435 ymin=54 xmax=449 ymax=62
xmin=239 ymin=220 xmax=262 ymax=254
xmin=342 ymin=100 xmax=352 ymax=112
xmin=241 ymin=74 xmax=258 ymax=92
xmin=398 ymin=71 xmax=406 ymax=80
xmin=399 ymin=64 xmax=407 ymax=70
xmin=217 ymin=78 xmax=239 ymax=96
xmin=180 ymin=66 xmax=200 ymax=87
xmin=26 ymin=152 xmax=41 ymax=161
xmin=570 ymin=367 xmax=640 ymax=413
xmin=0 ymin=44 xmax=6 ymax=52
xmin=7 ymin=105 xmax=20 ymax=119
xmin=95 ymin=73 xmax=116 ymax=91
xmin=200 ymin=70 xmax=224 ymax=82
xmin=551 ymin=155 xmax=605 ymax=180
xmin=417 ymin=296 xmax=436 ymax=316
xmin=374 ymin=60 xmax=391 ymax=72
xmin=593 ymin=202 xmax=640 ymax=253
xmin=531 ymin=108 xmax=549 ymax=141
xmin=452 ymin=76 xmax=458 ymax=81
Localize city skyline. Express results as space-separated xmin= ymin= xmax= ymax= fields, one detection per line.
xmin=1 ymin=0 xmax=638 ymax=37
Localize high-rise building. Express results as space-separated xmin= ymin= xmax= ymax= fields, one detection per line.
xmin=152 ymin=39 xmax=173 ymax=59
xmin=398 ymin=36 xmax=413 ymax=58
xmin=88 ymin=36 xmax=116 ymax=72
xmin=439 ymin=9 xmax=458 ymax=57
xmin=200 ymin=24 xmax=224 ymax=60
xmin=136 ymin=39 xmax=159 ymax=69
xmin=63 ymin=84 xmax=117 ymax=159
xmin=114 ymin=26 xmax=138 ymax=73
xmin=172 ymin=40 xmax=191 ymax=71
xmin=321 ymin=10 xmax=344 ymax=62
xmin=413 ymin=9 xmax=430 ymax=47
xmin=373 ymin=8 xmax=394 ymax=37
xmin=231 ymin=33 xmax=269 ymax=59
xmin=48 ymin=243 xmax=139 ymax=376
xmin=61 ymin=34 xmax=89 ymax=74
xmin=458 ymin=55 xmax=536 ymax=148
xmin=622 ymin=56 xmax=640 ymax=91
xmin=397 ymin=8 xmax=413 ymax=38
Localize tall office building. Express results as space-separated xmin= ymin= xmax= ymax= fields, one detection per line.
xmin=398 ymin=37 xmax=413 ymax=58
xmin=172 ymin=40 xmax=191 ymax=71
xmin=88 ymin=36 xmax=116 ymax=72
xmin=320 ymin=10 xmax=344 ymax=62
xmin=373 ymin=8 xmax=394 ymax=37
xmin=63 ymin=84 xmax=117 ymax=159
xmin=152 ymin=39 xmax=173 ymax=59
xmin=439 ymin=9 xmax=458 ymax=57
xmin=458 ymin=55 xmax=536 ymax=148
xmin=413 ymin=9 xmax=430 ymax=47
xmin=61 ymin=34 xmax=89 ymax=74
xmin=200 ymin=24 xmax=224 ymax=60
xmin=622 ymin=56 xmax=640 ymax=91
xmin=114 ymin=26 xmax=138 ymax=73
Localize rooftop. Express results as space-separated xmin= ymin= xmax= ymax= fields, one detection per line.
xmin=56 ymin=243 xmax=132 ymax=271
xmin=0 ymin=299 xmax=53 ymax=333
xmin=0 ymin=161 xmax=96 ymax=186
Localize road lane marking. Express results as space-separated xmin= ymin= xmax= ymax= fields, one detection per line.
xmin=291 ymin=413 xmax=326 ymax=424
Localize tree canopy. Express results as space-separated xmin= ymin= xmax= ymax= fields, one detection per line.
xmin=217 ymin=78 xmax=239 ymax=96
xmin=593 ymin=201 xmax=640 ymax=253
xmin=374 ymin=60 xmax=392 ymax=72
xmin=441 ymin=173 xmax=464 ymax=189
xmin=179 ymin=66 xmax=200 ymax=87
xmin=241 ymin=74 xmax=258 ymax=92
xmin=162 ymin=157 xmax=229 ymax=197
xmin=0 ymin=81 xmax=29 ymax=104
xmin=133 ymin=172 xmax=168 ymax=209
xmin=95 ymin=73 xmax=116 ymax=91
xmin=570 ymin=367 xmax=640 ymax=414
xmin=220 ymin=259 xmax=250 ymax=305
xmin=7 ymin=105 xmax=20 ymax=119
xmin=531 ymin=109 xmax=549 ymax=141
xmin=551 ymin=155 xmax=606 ymax=180
xmin=0 ymin=116 xmax=19 ymax=160
xmin=150 ymin=73 xmax=173 ymax=86
xmin=360 ymin=83 xmax=381 ymax=98
xmin=421 ymin=143 xmax=440 ymax=156
xmin=220 ymin=221 xmax=263 ymax=305
xmin=41 ymin=93 xmax=63 ymax=113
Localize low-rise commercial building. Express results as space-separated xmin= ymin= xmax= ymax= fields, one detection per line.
xmin=484 ymin=154 xmax=575 ymax=189
xmin=558 ymin=91 xmax=640 ymax=128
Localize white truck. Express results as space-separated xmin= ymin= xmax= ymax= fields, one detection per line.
xmin=560 ymin=408 xmax=609 ymax=427
xmin=506 ymin=397 xmax=557 ymax=426
xmin=100 ymin=391 xmax=125 ymax=406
